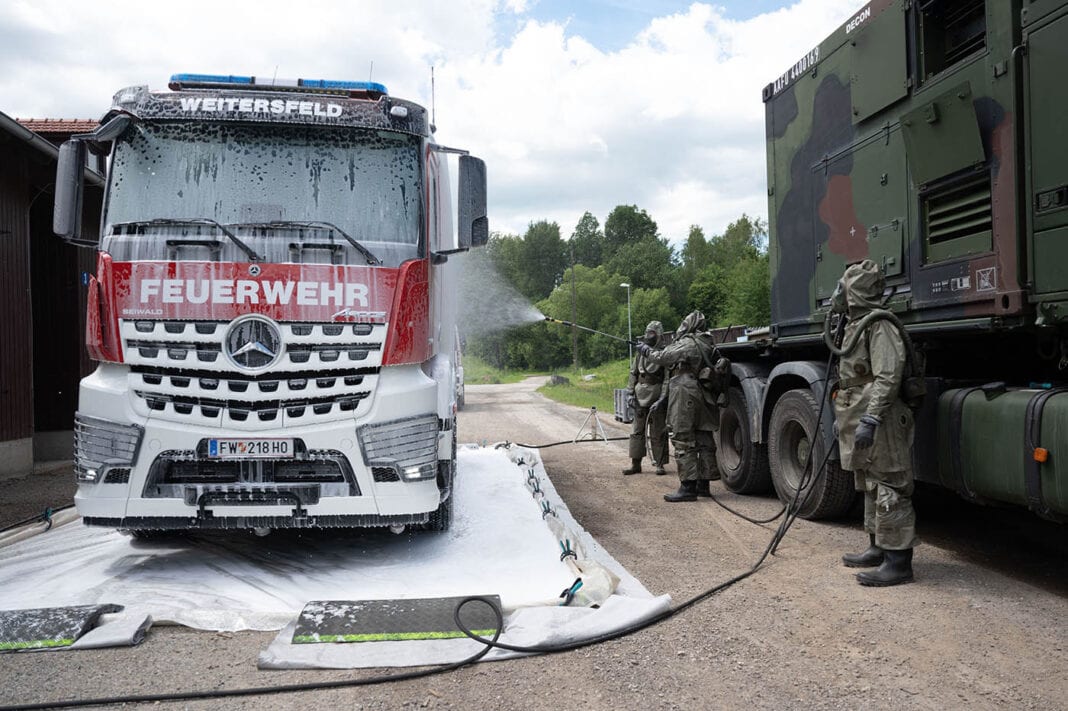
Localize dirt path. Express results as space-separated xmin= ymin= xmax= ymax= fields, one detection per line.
xmin=1 ymin=378 xmax=1066 ymax=710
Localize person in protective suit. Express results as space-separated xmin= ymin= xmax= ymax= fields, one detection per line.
xmin=622 ymin=321 xmax=670 ymax=476
xmin=637 ymin=311 xmax=720 ymax=502
xmin=832 ymin=260 xmax=917 ymax=586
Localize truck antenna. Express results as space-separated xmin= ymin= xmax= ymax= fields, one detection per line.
xmin=430 ymin=65 xmax=437 ymax=133
xmin=369 ymin=60 xmax=374 ymax=84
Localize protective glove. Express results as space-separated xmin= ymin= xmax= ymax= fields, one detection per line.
xmin=626 ymin=389 xmax=637 ymax=409
xmin=853 ymin=414 xmax=880 ymax=451
xmin=649 ymin=395 xmax=667 ymax=413
xmin=636 ymin=342 xmax=653 ymax=357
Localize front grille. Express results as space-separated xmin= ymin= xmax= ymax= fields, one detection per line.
xmin=74 ymin=414 xmax=143 ymax=483
xmin=104 ymin=468 xmax=132 ymax=484
xmin=122 ymin=319 xmax=385 ymax=428
xmin=372 ymin=466 xmax=400 ymax=482
xmin=144 ymin=448 xmax=358 ymax=500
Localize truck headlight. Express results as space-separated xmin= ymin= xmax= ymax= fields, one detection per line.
xmin=74 ymin=414 xmax=144 ymax=483
xmin=358 ymin=415 xmax=439 ymax=482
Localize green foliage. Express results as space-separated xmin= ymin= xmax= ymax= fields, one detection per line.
xmin=537 ymin=359 xmax=632 ymax=413
xmin=486 ymin=222 xmax=567 ymax=302
xmin=462 ymin=355 xmax=536 ymax=385
xmin=570 ymin=212 xmax=604 ymax=267
xmin=604 ymin=205 xmax=658 ymax=259
xmin=720 ymin=254 xmax=771 ymax=327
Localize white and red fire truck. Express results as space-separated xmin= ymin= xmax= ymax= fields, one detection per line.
xmin=53 ymin=73 xmax=487 ymax=534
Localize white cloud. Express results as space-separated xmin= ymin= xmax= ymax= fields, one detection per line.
xmin=0 ymin=0 xmax=862 ymax=245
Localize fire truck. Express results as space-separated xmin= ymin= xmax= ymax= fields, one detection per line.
xmin=53 ymin=73 xmax=487 ymax=534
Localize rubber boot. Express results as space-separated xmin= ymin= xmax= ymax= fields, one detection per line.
xmin=856 ymin=548 xmax=914 ymax=587
xmin=664 ymin=480 xmax=698 ymax=502
xmin=622 ymin=459 xmax=642 ymax=476
xmin=842 ymin=534 xmax=884 ymax=568
xmin=695 ymin=480 xmax=713 ymax=498
xmin=654 ymin=464 xmax=667 ymax=476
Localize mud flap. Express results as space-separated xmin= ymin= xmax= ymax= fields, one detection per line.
xmin=292 ymin=595 xmax=502 ymax=644
xmin=0 ymin=604 xmax=122 ymax=652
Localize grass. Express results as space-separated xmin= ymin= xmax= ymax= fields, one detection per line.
xmin=536 ymin=358 xmax=631 ymax=414
xmin=462 ymin=355 xmax=538 ymax=385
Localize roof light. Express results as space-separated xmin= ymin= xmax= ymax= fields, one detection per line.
xmin=168 ymin=73 xmax=388 ymax=97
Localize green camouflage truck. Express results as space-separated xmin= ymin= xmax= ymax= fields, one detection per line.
xmin=716 ymin=0 xmax=1068 ymax=521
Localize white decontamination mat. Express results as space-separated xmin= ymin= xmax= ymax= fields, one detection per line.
xmin=0 ymin=446 xmax=669 ymax=666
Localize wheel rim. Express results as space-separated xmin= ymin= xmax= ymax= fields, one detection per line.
xmin=780 ymin=419 xmax=811 ymax=491
xmin=720 ymin=412 xmax=742 ymax=471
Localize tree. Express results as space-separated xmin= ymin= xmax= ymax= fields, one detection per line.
xmin=681 ymin=225 xmax=712 ymax=275
xmin=570 ymin=211 xmax=604 ymax=267
xmin=720 ymin=255 xmax=771 ymax=327
xmin=708 ymin=214 xmax=767 ymax=266
xmin=687 ymin=263 xmax=727 ymax=324
xmin=605 ymin=237 xmax=675 ymax=292
xmin=603 ymin=205 xmax=658 ymax=259
xmin=513 ymin=220 xmax=567 ymax=301
xmin=486 ymin=231 xmax=524 ymax=288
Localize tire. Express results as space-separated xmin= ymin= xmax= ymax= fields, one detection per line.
xmin=768 ymin=388 xmax=854 ymax=520
xmin=717 ymin=386 xmax=772 ymax=494
xmin=422 ymin=427 xmax=457 ymax=532
xmin=424 ymin=492 xmax=453 ymax=532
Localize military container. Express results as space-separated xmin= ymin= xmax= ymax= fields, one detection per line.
xmin=716 ymin=0 xmax=1068 ymax=522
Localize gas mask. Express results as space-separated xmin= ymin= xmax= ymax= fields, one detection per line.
xmin=643 ymin=330 xmax=657 ymax=345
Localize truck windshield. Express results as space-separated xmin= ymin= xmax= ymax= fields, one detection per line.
xmin=103 ymin=121 xmax=423 ymax=267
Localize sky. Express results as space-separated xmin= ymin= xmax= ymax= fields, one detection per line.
xmin=0 ymin=0 xmax=864 ymax=245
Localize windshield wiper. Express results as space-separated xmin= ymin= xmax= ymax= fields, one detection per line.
xmin=111 ymin=218 xmax=264 ymax=262
xmin=233 ymin=221 xmax=382 ymax=265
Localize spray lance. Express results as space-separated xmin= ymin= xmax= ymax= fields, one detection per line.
xmin=543 ymin=316 xmax=641 ymax=347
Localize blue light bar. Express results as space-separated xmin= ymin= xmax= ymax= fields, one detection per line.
xmin=169 ymin=73 xmax=388 ymax=96
xmin=170 ymin=73 xmax=253 ymax=85
xmin=299 ymin=79 xmax=389 ymax=94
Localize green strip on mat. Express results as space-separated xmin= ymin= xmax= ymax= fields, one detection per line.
xmin=0 ymin=639 xmax=74 ymax=650
xmin=293 ymin=629 xmax=499 ymax=644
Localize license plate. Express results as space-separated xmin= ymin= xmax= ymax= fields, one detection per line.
xmin=208 ymin=438 xmax=295 ymax=459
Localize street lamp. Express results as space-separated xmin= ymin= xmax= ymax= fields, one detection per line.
xmin=620 ymin=282 xmax=632 ymax=361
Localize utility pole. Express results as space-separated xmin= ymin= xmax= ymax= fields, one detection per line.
xmin=570 ymin=240 xmax=578 ymax=369
xmin=620 ymin=282 xmax=632 ymax=362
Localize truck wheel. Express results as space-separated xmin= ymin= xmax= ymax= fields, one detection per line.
xmin=717 ymin=386 xmax=772 ymax=494
xmin=424 ymin=493 xmax=453 ymax=532
xmin=422 ymin=427 xmax=457 ymax=532
xmin=768 ymin=388 xmax=854 ymax=520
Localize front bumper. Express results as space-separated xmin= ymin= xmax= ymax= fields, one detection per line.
xmin=74 ymin=363 xmax=447 ymax=529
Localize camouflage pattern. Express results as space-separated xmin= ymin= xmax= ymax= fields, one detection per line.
xmin=833 ymin=261 xmax=917 ymax=550
xmin=644 ymin=312 xmax=720 ymax=483
xmin=763 ymin=0 xmax=1032 ymax=338
xmin=628 ymin=321 xmax=668 ymax=464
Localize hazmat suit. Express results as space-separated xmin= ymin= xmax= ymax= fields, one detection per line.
xmin=832 ymin=260 xmax=917 ymax=586
xmin=638 ymin=311 xmax=720 ymax=502
xmin=622 ymin=321 xmax=670 ymax=476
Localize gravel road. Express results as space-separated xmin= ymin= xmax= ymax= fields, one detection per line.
xmin=2 ymin=377 xmax=1066 ymax=710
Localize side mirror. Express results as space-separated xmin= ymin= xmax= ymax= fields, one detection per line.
xmin=458 ymin=155 xmax=488 ymax=249
xmin=54 ymin=140 xmax=87 ymax=244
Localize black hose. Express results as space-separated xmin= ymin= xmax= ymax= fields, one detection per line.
xmin=0 ymin=505 xmax=74 ymax=535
